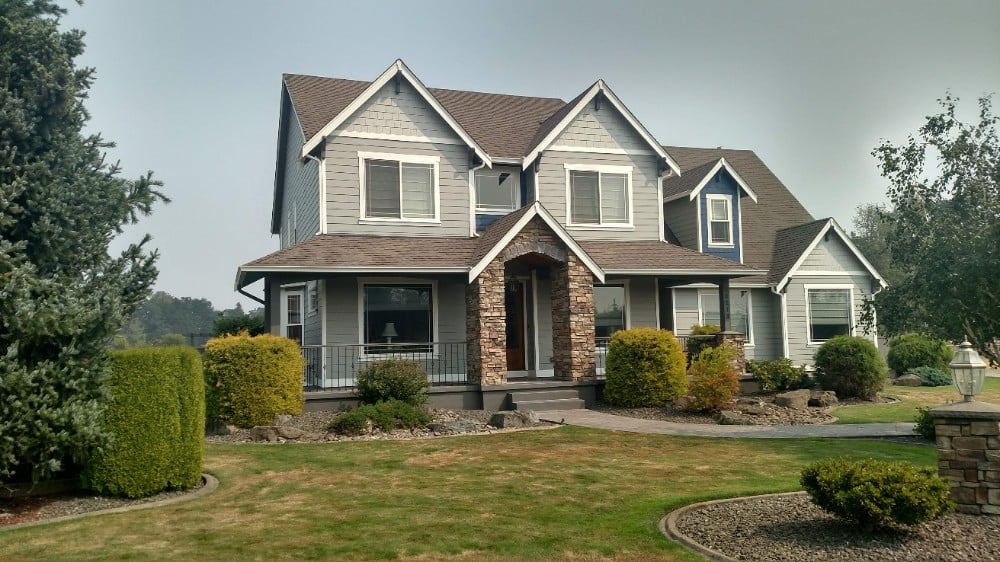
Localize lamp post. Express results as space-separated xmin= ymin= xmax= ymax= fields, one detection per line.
xmin=950 ymin=339 xmax=986 ymax=402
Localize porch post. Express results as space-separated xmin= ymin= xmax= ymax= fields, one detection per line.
xmin=717 ymin=277 xmax=731 ymax=332
xmin=466 ymin=258 xmax=507 ymax=386
xmin=551 ymin=253 xmax=596 ymax=381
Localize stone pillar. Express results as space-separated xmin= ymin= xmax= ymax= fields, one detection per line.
xmin=551 ymin=253 xmax=595 ymax=381
xmin=466 ymin=258 xmax=507 ymax=386
xmin=930 ymin=401 xmax=1000 ymax=515
xmin=715 ymin=331 xmax=746 ymax=374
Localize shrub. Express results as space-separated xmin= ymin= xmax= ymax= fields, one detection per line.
xmin=747 ymin=358 xmax=807 ymax=392
xmin=813 ymin=335 xmax=887 ymax=400
xmin=603 ymin=328 xmax=687 ymax=407
xmin=686 ymin=344 xmax=740 ymax=412
xmin=800 ymin=457 xmax=952 ymax=530
xmin=686 ymin=324 xmax=720 ymax=363
xmin=204 ymin=333 xmax=304 ymax=427
xmin=914 ymin=407 xmax=936 ymax=440
xmin=328 ymin=400 xmax=430 ymax=435
xmin=887 ymin=333 xmax=953 ymax=374
xmin=213 ymin=314 xmax=266 ymax=337
xmin=82 ymin=347 xmax=205 ymax=498
xmin=356 ymin=359 xmax=430 ymax=406
xmin=907 ymin=366 xmax=952 ymax=387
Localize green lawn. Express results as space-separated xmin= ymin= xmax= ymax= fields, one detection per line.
xmin=1 ymin=427 xmax=935 ymax=561
xmin=831 ymin=377 xmax=1000 ymax=424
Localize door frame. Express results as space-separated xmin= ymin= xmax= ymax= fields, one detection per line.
xmin=505 ymin=279 xmax=528 ymax=371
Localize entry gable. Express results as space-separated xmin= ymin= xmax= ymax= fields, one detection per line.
xmin=469 ymin=202 xmax=605 ymax=283
xmin=523 ymin=81 xmax=680 ymax=175
xmin=300 ymin=59 xmax=491 ymax=166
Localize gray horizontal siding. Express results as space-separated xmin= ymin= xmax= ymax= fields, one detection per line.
xmin=281 ymin=109 xmax=320 ymax=247
xmin=536 ymin=150 xmax=661 ymax=241
xmin=322 ymin=137 xmax=471 ymax=237
xmin=748 ymin=288 xmax=782 ymax=361
xmin=799 ymin=236 xmax=867 ymax=272
xmin=663 ymin=199 xmax=698 ymax=249
xmin=784 ymin=275 xmax=877 ymax=366
xmin=552 ymin=102 xmax=652 ymax=152
xmin=626 ymin=277 xmax=657 ymax=328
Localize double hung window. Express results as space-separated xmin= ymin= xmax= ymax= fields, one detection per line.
xmin=807 ymin=288 xmax=852 ymax=343
xmin=707 ymin=195 xmax=733 ymax=245
xmin=361 ymin=153 xmax=438 ymax=221
xmin=566 ymin=165 xmax=631 ymax=226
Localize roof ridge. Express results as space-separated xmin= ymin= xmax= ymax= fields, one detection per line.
xmin=429 ymin=86 xmax=565 ymax=103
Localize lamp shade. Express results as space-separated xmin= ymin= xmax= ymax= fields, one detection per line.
xmin=950 ymin=339 xmax=986 ymax=401
xmin=381 ymin=322 xmax=398 ymax=339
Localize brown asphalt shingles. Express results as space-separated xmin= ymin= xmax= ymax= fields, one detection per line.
xmin=767 ymin=218 xmax=831 ymax=285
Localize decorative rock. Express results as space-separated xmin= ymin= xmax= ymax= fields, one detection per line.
xmin=736 ymin=397 xmax=763 ymax=407
xmin=717 ymin=410 xmax=753 ymax=425
xmin=277 ymin=426 xmax=305 ymax=440
xmin=739 ymin=405 xmax=768 ymax=416
xmin=673 ymin=396 xmax=693 ymax=410
xmin=489 ymin=410 xmax=539 ymax=428
xmin=250 ymin=426 xmax=279 ymax=442
xmin=274 ymin=414 xmax=293 ymax=426
xmin=808 ymin=390 xmax=839 ymax=408
xmin=893 ymin=374 xmax=923 ymax=386
xmin=774 ymin=389 xmax=811 ymax=410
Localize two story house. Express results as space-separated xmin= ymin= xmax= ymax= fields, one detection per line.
xmin=235 ymin=60 xmax=885 ymax=410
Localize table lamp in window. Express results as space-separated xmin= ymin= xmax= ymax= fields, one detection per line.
xmin=382 ymin=322 xmax=398 ymax=344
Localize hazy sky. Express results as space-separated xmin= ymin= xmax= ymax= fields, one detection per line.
xmin=60 ymin=0 xmax=1000 ymax=309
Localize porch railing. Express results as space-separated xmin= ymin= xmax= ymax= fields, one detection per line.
xmin=300 ymin=342 xmax=467 ymax=391
xmin=595 ymin=334 xmax=705 ymax=372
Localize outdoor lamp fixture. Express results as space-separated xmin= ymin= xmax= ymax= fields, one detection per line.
xmin=950 ymin=338 xmax=987 ymax=402
xmin=381 ymin=322 xmax=398 ymax=344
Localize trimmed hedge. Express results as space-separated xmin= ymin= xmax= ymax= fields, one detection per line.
xmin=603 ymin=328 xmax=687 ymax=407
xmin=82 ymin=347 xmax=205 ymax=498
xmin=801 ymin=457 xmax=952 ymax=530
xmin=887 ymin=333 xmax=953 ymax=374
xmin=356 ymin=359 xmax=430 ymax=406
xmin=686 ymin=343 xmax=740 ymax=412
xmin=814 ymin=335 xmax=887 ymax=400
xmin=204 ymin=333 xmax=304 ymax=427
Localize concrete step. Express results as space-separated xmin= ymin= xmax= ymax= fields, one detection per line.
xmin=512 ymin=398 xmax=586 ymax=411
xmin=508 ymin=389 xmax=580 ymax=402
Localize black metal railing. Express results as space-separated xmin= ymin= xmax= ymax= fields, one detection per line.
xmin=300 ymin=342 xmax=468 ymax=391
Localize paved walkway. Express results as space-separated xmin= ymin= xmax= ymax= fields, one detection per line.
xmin=538 ymin=409 xmax=917 ymax=439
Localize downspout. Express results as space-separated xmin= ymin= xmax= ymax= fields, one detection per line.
xmin=469 ymin=159 xmax=487 ymax=237
xmin=657 ymin=164 xmax=677 ymax=243
xmin=304 ymin=152 xmax=324 ymax=235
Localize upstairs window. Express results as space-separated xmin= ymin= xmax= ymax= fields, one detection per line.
xmin=475 ymin=170 xmax=519 ymax=213
xmin=566 ymin=165 xmax=631 ymax=226
xmin=360 ymin=153 xmax=439 ymax=221
xmin=707 ymin=194 xmax=733 ymax=246
xmin=807 ymin=287 xmax=853 ymax=343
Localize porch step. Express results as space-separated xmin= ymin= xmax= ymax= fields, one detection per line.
xmin=509 ymin=390 xmax=586 ymax=411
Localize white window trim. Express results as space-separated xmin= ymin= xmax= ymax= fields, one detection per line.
xmin=803 ymin=284 xmax=855 ymax=346
xmin=563 ymin=163 xmax=634 ymax=229
xmin=706 ymin=194 xmax=734 ymax=247
xmin=280 ymin=287 xmax=304 ymax=341
xmin=474 ymin=167 xmax=521 ymax=215
xmin=697 ymin=288 xmax=754 ymax=346
xmin=357 ymin=278 xmax=439 ymax=359
xmin=357 ymin=151 xmax=441 ymax=224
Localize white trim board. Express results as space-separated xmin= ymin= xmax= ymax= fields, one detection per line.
xmin=686 ymin=158 xmax=758 ymax=203
xmin=775 ymin=218 xmax=887 ymax=292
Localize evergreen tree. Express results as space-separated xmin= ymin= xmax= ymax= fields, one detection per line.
xmin=0 ymin=0 xmax=167 ymax=482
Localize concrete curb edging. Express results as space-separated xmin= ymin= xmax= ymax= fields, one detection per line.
xmin=660 ymin=491 xmax=808 ymax=562
xmin=0 ymin=473 xmax=219 ymax=532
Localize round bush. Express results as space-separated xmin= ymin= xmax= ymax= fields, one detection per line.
xmin=887 ymin=333 xmax=953 ymax=374
xmin=907 ymin=366 xmax=952 ymax=387
xmin=356 ymin=359 xmax=430 ymax=406
xmin=748 ymin=358 xmax=807 ymax=392
xmin=813 ymin=335 xmax=887 ymax=400
xmin=603 ymin=328 xmax=687 ymax=407
xmin=801 ymin=457 xmax=952 ymax=530
xmin=914 ymin=407 xmax=936 ymax=440
xmin=686 ymin=343 xmax=740 ymax=412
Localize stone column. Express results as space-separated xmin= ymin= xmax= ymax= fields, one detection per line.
xmin=930 ymin=401 xmax=1000 ymax=515
xmin=466 ymin=259 xmax=507 ymax=386
xmin=551 ymin=253 xmax=595 ymax=381
xmin=715 ymin=331 xmax=746 ymax=374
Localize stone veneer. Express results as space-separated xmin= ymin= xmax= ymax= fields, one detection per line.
xmin=930 ymin=400 xmax=1000 ymax=515
xmin=715 ymin=331 xmax=746 ymax=374
xmin=466 ymin=217 xmax=595 ymax=385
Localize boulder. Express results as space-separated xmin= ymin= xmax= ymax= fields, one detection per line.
xmin=276 ymin=426 xmax=305 ymax=440
xmin=774 ymin=389 xmax=811 ymax=410
xmin=250 ymin=426 xmax=279 ymax=442
xmin=489 ymin=411 xmax=539 ymax=429
xmin=717 ymin=410 xmax=753 ymax=425
xmin=893 ymin=374 xmax=923 ymax=387
xmin=274 ymin=414 xmax=293 ymax=426
xmin=739 ymin=404 xmax=768 ymax=416
xmin=808 ymin=390 xmax=839 ymax=407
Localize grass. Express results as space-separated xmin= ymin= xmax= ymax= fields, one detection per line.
xmin=831 ymin=377 xmax=1000 ymax=424
xmin=0 ymin=427 xmax=935 ymax=561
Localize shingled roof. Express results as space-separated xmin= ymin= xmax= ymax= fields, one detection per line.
xmin=283 ymin=73 xmax=566 ymax=159
xmin=767 ymin=218 xmax=831 ymax=286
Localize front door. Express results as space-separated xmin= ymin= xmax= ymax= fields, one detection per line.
xmin=505 ymin=281 xmax=526 ymax=371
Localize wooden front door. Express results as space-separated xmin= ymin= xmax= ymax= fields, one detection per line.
xmin=505 ymin=281 xmax=526 ymax=371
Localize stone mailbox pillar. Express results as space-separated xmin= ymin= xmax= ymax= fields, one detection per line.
xmin=930 ymin=401 xmax=1000 ymax=515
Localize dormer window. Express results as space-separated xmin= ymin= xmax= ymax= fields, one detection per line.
xmin=359 ymin=152 xmax=440 ymax=222
xmin=707 ymin=194 xmax=733 ymax=246
xmin=475 ymin=169 xmax=519 ymax=213
xmin=565 ymin=164 xmax=632 ymax=228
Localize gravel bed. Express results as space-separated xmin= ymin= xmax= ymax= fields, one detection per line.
xmin=674 ymin=493 xmax=1000 ymax=561
xmin=594 ymin=398 xmax=837 ymax=426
